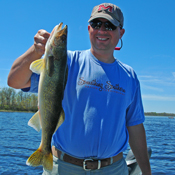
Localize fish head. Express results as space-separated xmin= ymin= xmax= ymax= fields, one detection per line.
xmin=46 ymin=23 xmax=67 ymax=60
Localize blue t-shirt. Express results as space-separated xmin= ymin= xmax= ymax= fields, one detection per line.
xmin=23 ymin=49 xmax=145 ymax=159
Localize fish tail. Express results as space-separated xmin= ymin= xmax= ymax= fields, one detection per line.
xmin=26 ymin=148 xmax=53 ymax=171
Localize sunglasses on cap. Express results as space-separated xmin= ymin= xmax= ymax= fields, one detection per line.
xmin=89 ymin=19 xmax=119 ymax=31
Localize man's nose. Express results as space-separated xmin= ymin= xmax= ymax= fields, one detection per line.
xmin=99 ymin=23 xmax=107 ymax=31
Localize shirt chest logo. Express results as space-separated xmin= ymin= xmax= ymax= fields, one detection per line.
xmin=78 ymin=77 xmax=125 ymax=95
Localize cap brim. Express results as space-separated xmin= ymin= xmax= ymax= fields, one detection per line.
xmin=88 ymin=14 xmax=120 ymax=27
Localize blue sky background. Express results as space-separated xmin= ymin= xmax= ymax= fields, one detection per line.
xmin=0 ymin=0 xmax=175 ymax=113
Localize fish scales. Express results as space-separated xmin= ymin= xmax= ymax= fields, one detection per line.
xmin=39 ymin=54 xmax=67 ymax=150
xmin=26 ymin=23 xmax=68 ymax=171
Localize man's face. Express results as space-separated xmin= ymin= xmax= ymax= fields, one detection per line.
xmin=88 ymin=18 xmax=125 ymax=54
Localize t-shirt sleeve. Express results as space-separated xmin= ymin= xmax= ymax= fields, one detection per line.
xmin=21 ymin=73 xmax=40 ymax=93
xmin=21 ymin=51 xmax=73 ymax=93
xmin=126 ymin=83 xmax=145 ymax=127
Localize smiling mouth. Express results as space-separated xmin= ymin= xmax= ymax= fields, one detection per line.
xmin=97 ymin=37 xmax=109 ymax=41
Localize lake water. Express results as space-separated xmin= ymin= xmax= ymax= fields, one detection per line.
xmin=0 ymin=112 xmax=174 ymax=175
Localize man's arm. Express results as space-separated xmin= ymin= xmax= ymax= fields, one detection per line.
xmin=7 ymin=30 xmax=50 ymax=89
xmin=127 ymin=123 xmax=151 ymax=175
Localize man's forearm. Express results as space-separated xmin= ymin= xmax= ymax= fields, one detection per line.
xmin=7 ymin=45 xmax=41 ymax=89
xmin=127 ymin=123 xmax=151 ymax=175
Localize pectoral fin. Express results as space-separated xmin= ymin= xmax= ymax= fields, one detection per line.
xmin=30 ymin=59 xmax=45 ymax=74
xmin=28 ymin=111 xmax=42 ymax=132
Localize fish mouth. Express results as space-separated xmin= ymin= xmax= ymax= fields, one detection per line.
xmin=54 ymin=23 xmax=67 ymax=37
xmin=49 ymin=23 xmax=67 ymax=46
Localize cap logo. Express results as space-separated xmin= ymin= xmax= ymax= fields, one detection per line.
xmin=98 ymin=5 xmax=113 ymax=13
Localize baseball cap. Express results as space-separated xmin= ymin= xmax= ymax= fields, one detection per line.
xmin=88 ymin=3 xmax=124 ymax=28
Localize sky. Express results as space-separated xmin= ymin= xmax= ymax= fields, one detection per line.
xmin=0 ymin=0 xmax=175 ymax=113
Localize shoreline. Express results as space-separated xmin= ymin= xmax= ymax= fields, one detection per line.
xmin=0 ymin=110 xmax=175 ymax=116
xmin=0 ymin=110 xmax=34 ymax=113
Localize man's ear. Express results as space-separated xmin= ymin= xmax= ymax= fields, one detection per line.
xmin=88 ymin=25 xmax=90 ymax=31
xmin=120 ymin=28 xmax=125 ymax=39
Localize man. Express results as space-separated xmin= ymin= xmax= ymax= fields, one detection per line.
xmin=8 ymin=3 xmax=151 ymax=175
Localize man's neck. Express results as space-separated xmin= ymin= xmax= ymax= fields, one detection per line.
xmin=90 ymin=48 xmax=115 ymax=64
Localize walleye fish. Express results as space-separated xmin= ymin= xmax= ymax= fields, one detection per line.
xmin=26 ymin=23 xmax=68 ymax=171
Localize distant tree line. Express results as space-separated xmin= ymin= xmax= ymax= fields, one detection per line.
xmin=0 ymin=87 xmax=38 ymax=112
xmin=145 ymin=112 xmax=175 ymax=116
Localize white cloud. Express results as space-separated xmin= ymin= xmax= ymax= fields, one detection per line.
xmin=139 ymin=75 xmax=154 ymax=78
xmin=172 ymin=72 xmax=175 ymax=78
xmin=139 ymin=75 xmax=162 ymax=83
xmin=139 ymin=74 xmax=175 ymax=87
xmin=141 ymin=84 xmax=164 ymax=92
xmin=142 ymin=94 xmax=175 ymax=101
